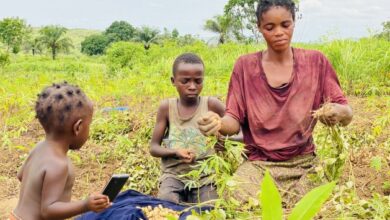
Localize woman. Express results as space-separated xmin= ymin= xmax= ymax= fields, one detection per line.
xmin=197 ymin=0 xmax=353 ymax=206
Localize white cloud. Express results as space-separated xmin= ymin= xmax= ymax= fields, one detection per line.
xmin=300 ymin=0 xmax=322 ymax=10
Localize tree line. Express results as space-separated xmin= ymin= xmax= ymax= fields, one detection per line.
xmin=0 ymin=0 xmax=389 ymax=60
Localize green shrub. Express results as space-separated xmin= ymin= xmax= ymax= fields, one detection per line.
xmin=81 ymin=34 xmax=110 ymax=55
xmin=0 ymin=49 xmax=10 ymax=67
xmin=105 ymin=41 xmax=145 ymax=72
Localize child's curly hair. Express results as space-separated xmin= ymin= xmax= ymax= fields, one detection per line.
xmin=35 ymin=81 xmax=91 ymax=133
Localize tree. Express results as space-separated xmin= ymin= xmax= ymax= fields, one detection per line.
xmin=224 ymin=0 xmax=259 ymax=42
xmin=104 ymin=21 xmax=136 ymax=41
xmin=177 ymin=34 xmax=199 ymax=46
xmin=224 ymin=0 xmax=300 ymax=42
xmin=376 ymin=21 xmax=390 ymax=41
xmin=160 ymin=28 xmax=180 ymax=41
xmin=134 ymin=26 xmax=160 ymax=50
xmin=39 ymin=25 xmax=73 ymax=60
xmin=25 ymin=37 xmax=43 ymax=55
xmin=81 ymin=34 xmax=110 ymax=55
xmin=204 ymin=15 xmax=241 ymax=44
xmin=172 ymin=28 xmax=179 ymax=38
xmin=0 ymin=17 xmax=29 ymax=53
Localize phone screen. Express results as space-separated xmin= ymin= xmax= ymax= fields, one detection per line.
xmin=102 ymin=174 xmax=129 ymax=202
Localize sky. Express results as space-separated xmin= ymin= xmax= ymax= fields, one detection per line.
xmin=0 ymin=0 xmax=389 ymax=42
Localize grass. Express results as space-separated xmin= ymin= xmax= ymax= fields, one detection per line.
xmin=0 ymin=38 xmax=389 ymax=219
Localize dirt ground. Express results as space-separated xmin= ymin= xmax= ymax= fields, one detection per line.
xmin=0 ymin=96 xmax=389 ymax=218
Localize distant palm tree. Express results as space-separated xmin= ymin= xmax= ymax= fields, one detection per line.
xmin=26 ymin=37 xmax=43 ymax=55
xmin=204 ymin=15 xmax=238 ymax=44
xmin=134 ymin=26 xmax=160 ymax=50
xmin=39 ymin=25 xmax=73 ymax=60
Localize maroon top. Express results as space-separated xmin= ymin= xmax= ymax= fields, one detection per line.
xmin=226 ymin=48 xmax=348 ymax=161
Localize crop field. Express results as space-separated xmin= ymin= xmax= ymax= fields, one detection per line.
xmin=0 ymin=37 xmax=389 ymax=219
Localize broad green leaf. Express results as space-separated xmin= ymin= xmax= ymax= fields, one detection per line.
xmin=261 ymin=170 xmax=283 ymax=220
xmin=288 ymin=181 xmax=336 ymax=220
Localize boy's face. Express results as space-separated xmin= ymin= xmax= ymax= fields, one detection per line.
xmin=171 ymin=62 xmax=204 ymax=101
xmin=69 ymin=103 xmax=94 ymax=150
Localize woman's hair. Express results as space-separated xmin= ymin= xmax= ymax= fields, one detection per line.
xmin=256 ymin=0 xmax=297 ymax=24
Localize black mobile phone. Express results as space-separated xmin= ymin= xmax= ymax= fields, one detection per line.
xmin=102 ymin=174 xmax=129 ymax=202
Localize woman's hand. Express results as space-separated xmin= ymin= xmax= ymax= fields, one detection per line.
xmin=197 ymin=111 xmax=222 ymax=136
xmin=315 ymin=103 xmax=353 ymax=126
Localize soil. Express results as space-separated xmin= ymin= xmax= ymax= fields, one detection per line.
xmin=0 ymin=96 xmax=389 ymax=218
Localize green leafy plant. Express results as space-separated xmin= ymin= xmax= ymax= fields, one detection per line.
xmin=105 ymin=41 xmax=145 ymax=72
xmin=261 ymin=170 xmax=336 ymax=220
xmin=261 ymin=170 xmax=282 ymax=220
xmin=0 ymin=49 xmax=10 ymax=67
xmin=370 ymin=156 xmax=382 ymax=172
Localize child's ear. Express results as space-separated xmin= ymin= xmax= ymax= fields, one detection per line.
xmin=73 ymin=119 xmax=83 ymax=136
xmin=170 ymin=76 xmax=175 ymax=85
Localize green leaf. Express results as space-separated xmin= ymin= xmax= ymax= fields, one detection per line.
xmin=288 ymin=181 xmax=336 ymax=220
xmin=261 ymin=170 xmax=283 ymax=220
xmin=370 ymin=156 xmax=382 ymax=172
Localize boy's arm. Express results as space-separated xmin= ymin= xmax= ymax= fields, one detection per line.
xmin=40 ymin=159 xmax=109 ymax=219
xmin=149 ymin=100 xmax=177 ymax=158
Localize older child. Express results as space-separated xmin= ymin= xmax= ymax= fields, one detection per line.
xmin=13 ymin=82 xmax=110 ymax=220
xmin=149 ymin=53 xmax=226 ymax=204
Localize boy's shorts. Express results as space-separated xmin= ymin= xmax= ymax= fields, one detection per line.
xmin=158 ymin=177 xmax=218 ymax=204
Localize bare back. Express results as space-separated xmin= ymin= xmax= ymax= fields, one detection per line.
xmin=14 ymin=142 xmax=75 ymax=220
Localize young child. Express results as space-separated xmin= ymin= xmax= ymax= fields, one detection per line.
xmin=149 ymin=53 xmax=226 ymax=204
xmin=12 ymin=82 xmax=111 ymax=220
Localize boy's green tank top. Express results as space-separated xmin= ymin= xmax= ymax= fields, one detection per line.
xmin=160 ymin=96 xmax=214 ymax=187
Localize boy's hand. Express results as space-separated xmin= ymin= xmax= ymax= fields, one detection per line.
xmin=86 ymin=194 xmax=111 ymax=213
xmin=175 ymin=149 xmax=196 ymax=163
xmin=214 ymin=139 xmax=226 ymax=152
xmin=197 ymin=111 xmax=222 ymax=136
xmin=315 ymin=103 xmax=345 ymax=126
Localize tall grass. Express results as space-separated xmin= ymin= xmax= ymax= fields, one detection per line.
xmin=0 ymin=38 xmax=389 ymax=219
xmin=1 ymin=38 xmax=389 ymax=140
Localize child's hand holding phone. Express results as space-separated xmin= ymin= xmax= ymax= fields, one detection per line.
xmin=85 ymin=193 xmax=111 ymax=212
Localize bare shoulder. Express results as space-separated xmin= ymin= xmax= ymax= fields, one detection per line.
xmin=158 ymin=99 xmax=169 ymax=111
xmin=295 ymin=48 xmax=328 ymax=62
xmin=157 ymin=99 xmax=169 ymax=117
xmin=36 ymin=145 xmax=70 ymax=175
xmin=41 ymin=158 xmax=70 ymax=182
xmin=207 ymin=96 xmax=225 ymax=117
xmin=19 ymin=144 xmax=69 ymax=184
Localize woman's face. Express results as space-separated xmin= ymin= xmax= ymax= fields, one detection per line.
xmin=258 ymin=6 xmax=294 ymax=52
